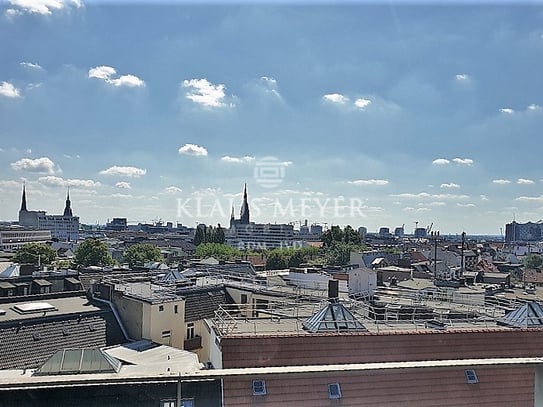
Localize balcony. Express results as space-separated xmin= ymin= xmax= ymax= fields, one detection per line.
xmin=184 ymin=335 xmax=202 ymax=350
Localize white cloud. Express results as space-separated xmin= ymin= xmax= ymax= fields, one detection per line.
xmin=455 ymin=73 xmax=470 ymax=81
xmin=516 ymin=195 xmax=543 ymax=202
xmin=99 ymin=166 xmax=146 ymax=178
xmin=115 ymin=182 xmax=131 ymax=189
xmin=39 ymin=176 xmax=100 ymax=188
xmin=0 ymin=82 xmax=21 ymax=98
xmin=432 ymin=158 xmax=450 ymax=165
xmin=480 ymin=195 xmax=489 ymax=201
xmin=164 ymin=186 xmax=182 ymax=194
xmin=220 ymin=155 xmax=255 ymax=164
xmin=347 ymin=179 xmax=389 ymax=186
xmin=323 ymin=93 xmax=349 ymax=104
xmin=528 ymin=104 xmax=540 ymax=111
xmin=11 ymin=157 xmax=59 ymax=174
xmin=88 ymin=66 xmax=145 ymax=88
xmin=499 ymin=108 xmax=514 ymax=114
xmin=517 ymin=178 xmax=535 ymax=185
xmin=20 ymin=62 xmax=43 ymax=70
xmin=493 ymin=179 xmax=511 ymax=185
xmin=6 ymin=0 xmax=82 ymax=16
xmin=390 ymin=192 xmax=469 ymax=200
xmin=182 ymin=78 xmax=227 ymax=107
xmin=452 ymin=158 xmax=474 ymax=166
xmin=259 ymin=76 xmax=280 ymax=97
xmin=457 ymin=203 xmax=476 ymax=208
xmin=354 ymin=98 xmax=372 ymax=110
xmin=178 ymin=143 xmax=208 ymax=157
xmin=440 ymin=183 xmax=460 ymax=189
xmin=0 ymin=180 xmax=21 ymax=189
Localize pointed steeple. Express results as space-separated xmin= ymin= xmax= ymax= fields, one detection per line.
xmin=63 ymin=188 xmax=73 ymax=217
xmin=239 ymin=183 xmax=250 ymax=224
xmin=20 ymin=184 xmax=27 ymax=212
xmin=230 ymin=205 xmax=235 ymax=220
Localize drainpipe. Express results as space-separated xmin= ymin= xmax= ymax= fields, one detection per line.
xmin=89 ymin=289 xmax=133 ymax=342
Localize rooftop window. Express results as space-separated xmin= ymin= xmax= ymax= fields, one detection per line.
xmin=328 ymin=383 xmax=342 ymax=399
xmin=252 ymin=379 xmax=266 ymax=396
xmin=13 ymin=302 xmax=57 ymax=314
xmin=465 ymin=369 xmax=479 ymax=384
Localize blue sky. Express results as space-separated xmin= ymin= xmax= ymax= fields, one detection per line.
xmin=1 ymin=1 xmax=543 ymax=234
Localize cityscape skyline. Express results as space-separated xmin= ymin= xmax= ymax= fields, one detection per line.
xmin=1 ymin=3 xmax=543 ymax=234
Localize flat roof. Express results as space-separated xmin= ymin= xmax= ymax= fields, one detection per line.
xmin=0 ymin=296 xmax=104 ymax=324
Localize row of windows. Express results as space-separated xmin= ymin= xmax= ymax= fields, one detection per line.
xmin=252 ymin=380 xmax=342 ymax=399
xmin=251 ymin=372 xmax=478 ymax=399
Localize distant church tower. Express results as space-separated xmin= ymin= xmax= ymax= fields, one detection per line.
xmin=63 ymin=189 xmax=73 ymax=217
xmin=20 ymin=184 xmax=27 ymax=213
xmin=239 ymin=183 xmax=250 ymax=224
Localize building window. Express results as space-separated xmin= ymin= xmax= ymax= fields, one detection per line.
xmin=162 ymin=330 xmax=171 ymax=338
xmin=328 ymin=383 xmax=342 ymax=399
xmin=186 ymin=322 xmax=195 ymax=340
xmin=159 ymin=399 xmax=194 ymax=407
xmin=465 ymin=369 xmax=479 ymax=384
xmin=252 ymin=379 xmax=266 ymax=396
xmin=241 ymin=294 xmax=248 ymax=304
xmin=174 ymin=304 xmax=178 ymax=314
xmin=159 ymin=305 xmax=164 ymax=312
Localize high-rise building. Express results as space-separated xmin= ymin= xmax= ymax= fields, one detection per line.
xmin=228 ymin=184 xmax=293 ymax=250
xmin=505 ymin=221 xmax=543 ymax=243
xmin=18 ymin=186 xmax=79 ymax=242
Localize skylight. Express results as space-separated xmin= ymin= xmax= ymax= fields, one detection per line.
xmin=13 ymin=302 xmax=57 ymax=314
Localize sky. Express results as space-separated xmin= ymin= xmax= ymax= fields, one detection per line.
xmin=1 ymin=1 xmax=543 ymax=235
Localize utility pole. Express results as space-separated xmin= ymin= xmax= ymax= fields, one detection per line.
xmin=461 ymin=231 xmax=466 ymax=279
xmin=431 ymin=231 xmax=440 ymax=281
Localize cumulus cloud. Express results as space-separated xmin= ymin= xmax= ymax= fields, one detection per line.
xmin=527 ymin=104 xmax=540 ymax=111
xmin=88 ymin=66 xmax=145 ymax=88
xmin=0 ymin=81 xmax=21 ymax=98
xmin=323 ymin=93 xmax=349 ymax=104
xmin=11 ymin=157 xmax=59 ymax=174
xmin=499 ymin=108 xmax=514 ymax=114
xmin=432 ymin=158 xmax=450 ymax=165
xmin=178 ymin=143 xmax=208 ymax=157
xmin=480 ymin=195 xmax=489 ymax=201
xmin=457 ymin=203 xmax=476 ymax=208
xmin=390 ymin=192 xmax=469 ymax=200
xmin=39 ymin=176 xmax=100 ymax=188
xmin=455 ymin=73 xmax=470 ymax=81
xmin=440 ymin=183 xmax=460 ymax=189
xmin=115 ymin=182 xmax=131 ymax=189
xmin=182 ymin=78 xmax=228 ymax=107
xmin=99 ymin=166 xmax=147 ymax=178
xmin=20 ymin=62 xmax=43 ymax=70
xmin=517 ymin=178 xmax=535 ymax=185
xmin=354 ymin=98 xmax=372 ymax=110
xmin=164 ymin=186 xmax=182 ymax=194
xmin=6 ymin=0 xmax=82 ymax=16
xmin=493 ymin=179 xmax=511 ymax=185
xmin=347 ymin=179 xmax=389 ymax=186
xmin=452 ymin=158 xmax=474 ymax=166
xmin=220 ymin=155 xmax=255 ymax=164
xmin=516 ymin=195 xmax=543 ymax=202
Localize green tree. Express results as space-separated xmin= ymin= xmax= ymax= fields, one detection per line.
xmin=214 ymin=224 xmax=226 ymax=244
xmin=288 ymin=249 xmax=306 ymax=267
xmin=193 ymin=226 xmax=205 ymax=246
xmin=343 ymin=225 xmax=361 ymax=245
xmin=525 ymin=254 xmax=543 ymax=269
xmin=74 ymin=239 xmax=113 ymax=268
xmin=195 ymin=243 xmax=241 ymax=261
xmin=265 ymin=250 xmax=288 ymax=270
xmin=124 ymin=243 xmax=163 ymax=268
xmin=13 ymin=243 xmax=57 ymax=266
xmin=324 ymin=242 xmax=366 ymax=266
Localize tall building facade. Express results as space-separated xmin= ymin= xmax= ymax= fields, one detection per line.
xmin=228 ymin=184 xmax=294 ymax=250
xmin=505 ymin=221 xmax=543 ymax=243
xmin=18 ymin=186 xmax=79 ymax=242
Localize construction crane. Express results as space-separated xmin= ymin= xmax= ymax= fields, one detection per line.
xmin=426 ymin=222 xmax=433 ymax=234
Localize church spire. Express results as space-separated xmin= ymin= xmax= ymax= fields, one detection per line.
xmin=63 ymin=188 xmax=73 ymax=217
xmin=239 ymin=183 xmax=250 ymax=224
xmin=20 ymin=183 xmax=27 ymax=212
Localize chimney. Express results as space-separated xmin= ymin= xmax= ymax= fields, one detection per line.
xmin=328 ymin=280 xmax=339 ymax=303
